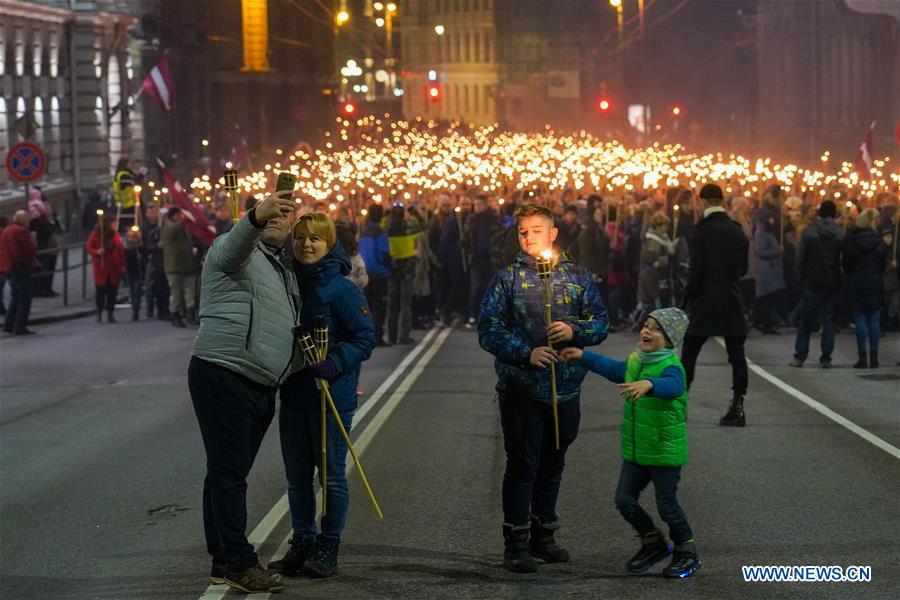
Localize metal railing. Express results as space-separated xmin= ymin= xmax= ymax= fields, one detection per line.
xmin=33 ymin=241 xmax=94 ymax=308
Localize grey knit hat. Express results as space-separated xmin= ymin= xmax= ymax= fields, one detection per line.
xmin=648 ymin=308 xmax=690 ymax=348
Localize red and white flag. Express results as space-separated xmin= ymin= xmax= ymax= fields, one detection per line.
xmin=142 ymin=57 xmax=175 ymax=111
xmin=854 ymin=121 xmax=875 ymax=178
xmin=161 ymin=167 xmax=217 ymax=247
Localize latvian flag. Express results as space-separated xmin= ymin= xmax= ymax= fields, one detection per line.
xmin=854 ymin=121 xmax=875 ymax=179
xmin=142 ymin=57 xmax=175 ymax=111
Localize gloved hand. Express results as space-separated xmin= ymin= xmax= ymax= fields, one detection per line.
xmin=309 ymin=358 xmax=338 ymax=382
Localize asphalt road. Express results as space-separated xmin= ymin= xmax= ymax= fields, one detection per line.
xmin=1 ymin=311 xmax=898 ymax=600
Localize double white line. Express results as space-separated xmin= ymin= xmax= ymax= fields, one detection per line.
xmin=199 ymin=326 xmax=453 ymax=599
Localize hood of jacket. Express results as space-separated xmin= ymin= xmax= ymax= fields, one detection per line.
xmin=812 ymin=217 xmax=842 ymax=240
xmin=295 ymin=241 xmax=352 ymax=285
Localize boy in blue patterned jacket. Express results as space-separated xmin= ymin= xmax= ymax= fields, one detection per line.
xmin=478 ymin=203 xmax=609 ymax=573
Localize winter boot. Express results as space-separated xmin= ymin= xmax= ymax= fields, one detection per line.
xmin=302 ymin=535 xmax=340 ymax=578
xmin=96 ymin=309 xmax=103 ymax=323
xmin=132 ymin=309 xmax=139 ymax=321
xmin=171 ymin=313 xmax=186 ymax=328
xmin=529 ymin=515 xmax=569 ymax=563
xmin=186 ymin=308 xmax=199 ymax=327
xmin=502 ymin=524 xmax=538 ymax=573
xmin=107 ymin=309 xmax=116 ymax=323
xmin=853 ymin=352 xmax=868 ymax=369
xmin=869 ymin=352 xmax=879 ymax=369
xmin=662 ymin=540 xmax=701 ymax=578
xmin=719 ymin=395 xmax=745 ymax=427
xmin=268 ymin=536 xmax=315 ymax=576
xmin=626 ymin=530 xmax=672 ymax=574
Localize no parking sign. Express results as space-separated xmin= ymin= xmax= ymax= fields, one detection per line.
xmin=5 ymin=142 xmax=46 ymax=183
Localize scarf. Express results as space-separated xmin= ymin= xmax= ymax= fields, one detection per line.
xmin=635 ymin=348 xmax=676 ymax=365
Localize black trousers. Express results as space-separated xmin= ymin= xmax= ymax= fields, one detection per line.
xmin=95 ymin=283 xmax=118 ymax=312
xmin=499 ymin=392 xmax=581 ymax=526
xmin=365 ymin=277 xmax=388 ymax=341
xmin=681 ymin=334 xmax=748 ymax=397
xmin=188 ymin=357 xmax=276 ymax=569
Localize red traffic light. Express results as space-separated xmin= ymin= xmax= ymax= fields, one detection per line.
xmin=427 ymin=84 xmax=441 ymax=101
xmin=598 ymin=98 xmax=611 ymax=112
xmin=342 ymin=102 xmax=356 ymax=115
xmin=672 ymin=105 xmax=682 ymax=116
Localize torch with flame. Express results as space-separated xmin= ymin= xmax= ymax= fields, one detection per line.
xmin=314 ymin=319 xmax=329 ymax=515
xmin=224 ymin=169 xmax=240 ymax=223
xmin=536 ymin=248 xmax=560 ymax=450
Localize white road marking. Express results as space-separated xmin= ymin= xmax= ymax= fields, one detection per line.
xmin=714 ymin=338 xmax=900 ymax=459
xmin=198 ymin=327 xmax=449 ymax=599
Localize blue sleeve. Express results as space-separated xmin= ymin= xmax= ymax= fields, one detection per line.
xmin=327 ymin=282 xmax=376 ymax=375
xmin=647 ymin=365 xmax=685 ymax=400
xmin=477 ymin=272 xmax=534 ymax=365
xmin=377 ymin=232 xmax=392 ymax=269
xmin=567 ymin=274 xmax=609 ymax=347
xmin=578 ymin=350 xmax=627 ymax=383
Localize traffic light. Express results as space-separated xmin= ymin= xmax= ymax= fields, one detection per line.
xmin=342 ymin=101 xmax=356 ymax=115
xmin=671 ymin=105 xmax=682 ymax=117
xmin=597 ymin=98 xmax=611 ymax=113
xmin=427 ymin=83 xmax=441 ymax=102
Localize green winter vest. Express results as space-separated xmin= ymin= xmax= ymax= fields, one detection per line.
xmin=620 ymin=352 xmax=688 ymax=466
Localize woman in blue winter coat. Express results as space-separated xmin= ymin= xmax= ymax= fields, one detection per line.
xmin=269 ymin=212 xmax=375 ymax=579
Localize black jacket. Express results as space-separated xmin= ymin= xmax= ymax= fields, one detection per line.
xmin=683 ymin=211 xmax=749 ymax=337
xmin=796 ymin=218 xmax=844 ymax=294
xmin=843 ymin=229 xmax=887 ymax=311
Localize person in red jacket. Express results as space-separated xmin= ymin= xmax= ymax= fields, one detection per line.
xmin=1 ymin=210 xmax=39 ymax=335
xmin=85 ymin=215 xmax=126 ymax=322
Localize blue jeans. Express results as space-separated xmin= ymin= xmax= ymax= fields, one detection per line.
xmin=280 ymin=403 xmax=353 ymax=540
xmin=614 ymin=460 xmax=693 ymax=546
xmin=852 ymin=309 xmax=881 ymax=355
xmin=3 ymin=270 xmax=33 ymax=334
xmin=792 ymin=288 xmax=837 ymax=363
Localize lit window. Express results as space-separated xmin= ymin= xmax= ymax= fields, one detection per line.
xmin=14 ymin=27 xmax=25 ymax=76
xmin=49 ymin=30 xmax=59 ymax=78
xmin=33 ymin=38 xmax=43 ymax=77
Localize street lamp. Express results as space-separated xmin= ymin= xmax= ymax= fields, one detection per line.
xmin=336 ymin=10 xmax=349 ymax=26
xmin=609 ymin=0 xmax=623 ymax=43
xmin=434 ymin=24 xmax=445 ymax=36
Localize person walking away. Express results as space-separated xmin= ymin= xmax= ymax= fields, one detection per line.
xmin=161 ymin=207 xmax=198 ymax=328
xmin=85 ymin=215 xmax=125 ymax=323
xmin=789 ymin=200 xmax=844 ymax=368
xmin=752 ymin=211 xmax=785 ymax=334
xmin=560 ymin=308 xmax=700 ymax=578
xmin=124 ymin=226 xmax=144 ymax=320
xmin=0 ymin=211 xmax=39 ymax=335
xmin=680 ymin=184 xmax=749 ymax=427
xmin=478 ymin=203 xmax=609 ymax=573
xmin=386 ymin=202 xmax=423 ymax=344
xmin=843 ymin=209 xmax=887 ymax=368
xmin=189 ymin=191 xmax=298 ymax=594
xmin=269 ymin=213 xmax=375 ymax=579
xmin=464 ymin=195 xmax=501 ymax=329
xmin=358 ymin=204 xmax=391 ymax=345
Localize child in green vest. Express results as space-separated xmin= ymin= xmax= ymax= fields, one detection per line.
xmin=560 ymin=307 xmax=700 ymax=578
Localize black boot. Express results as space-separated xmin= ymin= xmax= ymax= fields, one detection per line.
xmin=186 ymin=308 xmax=199 ymax=327
xmin=502 ymin=524 xmax=538 ymax=573
xmin=719 ymin=396 xmax=745 ymax=427
xmin=302 ymin=535 xmax=340 ymax=578
xmin=268 ymin=536 xmax=315 ymax=576
xmin=853 ymin=352 xmax=868 ymax=369
xmin=529 ymin=515 xmax=569 ymax=563
xmin=132 ymin=309 xmax=140 ymax=321
xmin=663 ymin=541 xmax=701 ymax=578
xmin=626 ymin=530 xmax=672 ymax=574
xmin=171 ymin=313 xmax=186 ymax=328
xmin=869 ymin=352 xmax=879 ymax=369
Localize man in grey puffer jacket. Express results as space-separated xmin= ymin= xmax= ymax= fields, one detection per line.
xmin=188 ymin=190 xmax=299 ymax=594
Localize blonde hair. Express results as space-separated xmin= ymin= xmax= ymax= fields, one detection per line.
xmin=855 ymin=208 xmax=878 ymax=231
xmin=293 ymin=212 xmax=337 ymax=250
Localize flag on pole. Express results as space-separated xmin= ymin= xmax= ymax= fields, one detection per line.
xmin=854 ymin=121 xmax=875 ymax=178
xmin=142 ymin=57 xmax=175 ymax=111
xmin=161 ymin=166 xmax=217 ymax=247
